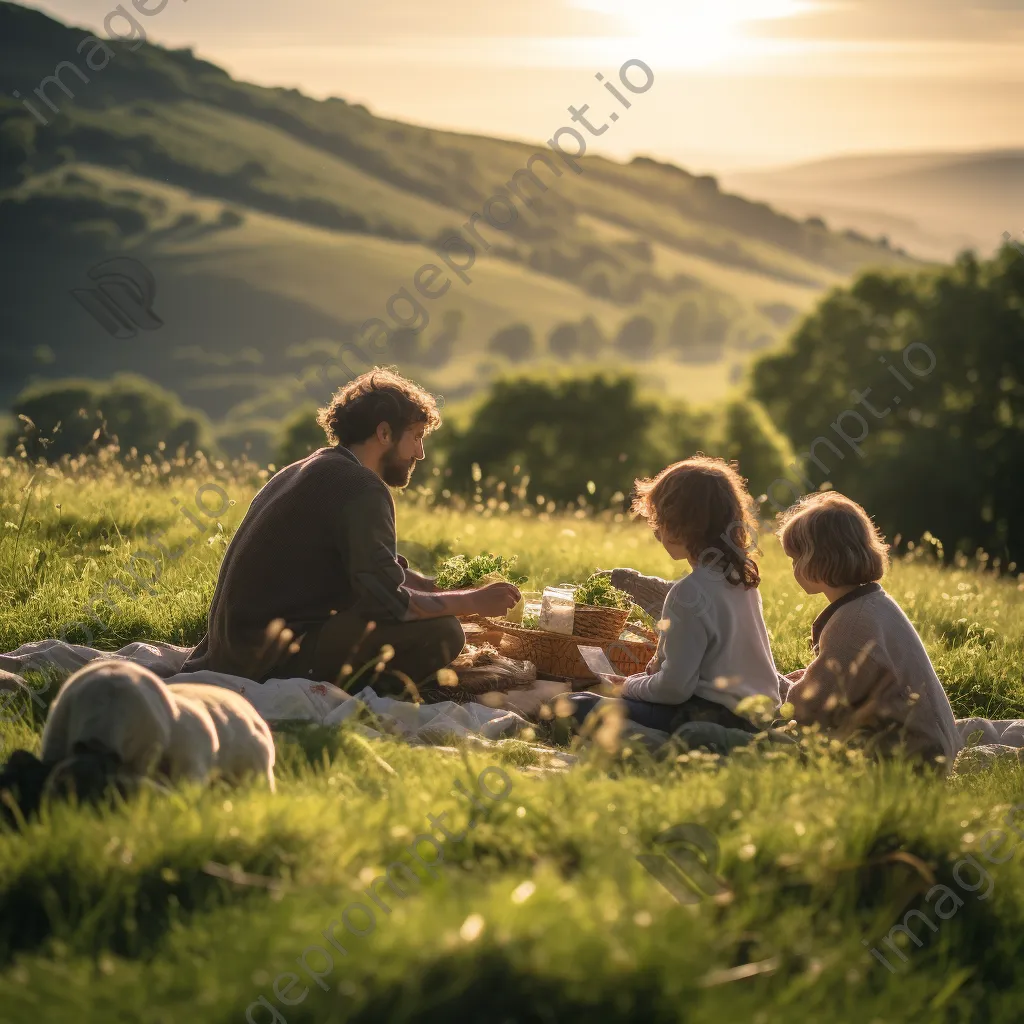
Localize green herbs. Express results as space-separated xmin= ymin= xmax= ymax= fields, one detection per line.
xmin=433 ymin=552 xmax=527 ymax=590
xmin=574 ymin=572 xmax=632 ymax=609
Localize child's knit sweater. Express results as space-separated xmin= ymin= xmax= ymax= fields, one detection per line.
xmin=612 ymin=567 xmax=783 ymax=711
xmin=786 ymin=584 xmax=962 ymax=764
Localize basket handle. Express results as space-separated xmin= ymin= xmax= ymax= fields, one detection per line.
xmin=460 ymin=613 xmax=509 ymax=630
xmin=627 ymin=622 xmax=659 ymax=643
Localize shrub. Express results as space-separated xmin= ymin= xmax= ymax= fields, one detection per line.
xmin=276 ymin=406 xmax=325 ymax=466
xmin=6 ymin=374 xmax=213 ymax=460
xmin=216 ymin=423 xmax=276 ymax=465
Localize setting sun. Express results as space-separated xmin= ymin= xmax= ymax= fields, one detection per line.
xmin=573 ymin=0 xmax=817 ymax=67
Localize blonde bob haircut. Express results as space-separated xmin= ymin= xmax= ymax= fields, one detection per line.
xmin=776 ymin=491 xmax=889 ymax=587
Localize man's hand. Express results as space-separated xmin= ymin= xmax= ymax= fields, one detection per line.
xmin=470 ymin=581 xmax=522 ymax=618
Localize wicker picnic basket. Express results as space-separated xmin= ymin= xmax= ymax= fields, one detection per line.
xmin=474 ymin=619 xmax=657 ymax=681
xmin=571 ymin=604 xmax=631 ymax=643
xmin=460 ymin=618 xmax=507 ymax=648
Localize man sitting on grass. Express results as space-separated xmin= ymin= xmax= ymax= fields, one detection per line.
xmin=182 ymin=369 xmax=521 ymax=690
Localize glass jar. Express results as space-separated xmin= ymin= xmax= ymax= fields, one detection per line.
xmin=539 ymin=586 xmax=576 ymax=635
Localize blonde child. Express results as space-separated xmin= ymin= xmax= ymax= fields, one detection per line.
xmin=566 ymin=457 xmax=783 ymax=734
xmin=777 ymin=491 xmax=962 ymax=765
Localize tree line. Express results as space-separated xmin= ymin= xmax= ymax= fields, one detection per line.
xmin=8 ymin=243 xmax=1024 ymax=566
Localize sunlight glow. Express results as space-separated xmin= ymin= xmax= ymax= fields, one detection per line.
xmin=573 ymin=0 xmax=820 ymax=67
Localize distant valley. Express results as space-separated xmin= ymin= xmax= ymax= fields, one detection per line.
xmin=725 ymin=149 xmax=1024 ymax=262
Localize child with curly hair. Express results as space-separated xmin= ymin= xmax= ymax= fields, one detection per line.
xmin=568 ymin=456 xmax=784 ymax=734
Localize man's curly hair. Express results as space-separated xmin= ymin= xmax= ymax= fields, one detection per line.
xmin=317 ymin=368 xmax=442 ymax=447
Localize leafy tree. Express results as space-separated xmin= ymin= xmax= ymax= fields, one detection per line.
xmin=548 ymin=322 xmax=581 ymax=359
xmin=615 ymin=315 xmax=657 ymax=359
xmin=389 ymin=327 xmax=420 ymax=362
xmin=488 ymin=324 xmax=535 ymax=362
xmin=0 ymin=114 xmax=35 ymax=187
xmin=549 ymin=318 xmax=605 ymax=360
xmin=752 ymin=245 xmax=1024 ymax=565
xmin=669 ymin=301 xmax=700 ymax=350
xmin=276 ymin=406 xmax=325 ymax=466
xmin=668 ymin=300 xmax=729 ymax=363
xmin=441 ymin=374 xmax=712 ymax=507
xmin=6 ymin=374 xmax=213 ymax=460
xmin=424 ymin=310 xmax=462 ymax=367
xmin=718 ymin=399 xmax=795 ymax=500
xmin=577 ymin=316 xmax=605 ymax=355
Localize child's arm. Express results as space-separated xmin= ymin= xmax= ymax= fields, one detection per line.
xmin=786 ymin=653 xmax=838 ymax=723
xmin=787 ymin=635 xmax=885 ymax=728
xmin=609 ymin=568 xmax=674 ymax=618
xmin=620 ymin=594 xmax=708 ymax=704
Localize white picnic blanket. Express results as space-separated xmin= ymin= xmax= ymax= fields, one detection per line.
xmin=4 ymin=639 xmax=1024 ymax=752
xmin=949 ymin=719 xmax=1024 ymax=775
xmin=954 ymin=717 xmax=1024 ymax=747
xmin=0 ymin=639 xmax=533 ymax=743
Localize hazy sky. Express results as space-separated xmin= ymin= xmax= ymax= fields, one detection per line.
xmin=25 ymin=0 xmax=1024 ymax=170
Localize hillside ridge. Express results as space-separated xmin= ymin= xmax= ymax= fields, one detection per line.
xmin=0 ymin=0 xmax=912 ymax=457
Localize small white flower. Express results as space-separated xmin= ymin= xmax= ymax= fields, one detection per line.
xmin=460 ymin=913 xmax=485 ymax=942
xmin=511 ymin=881 xmax=535 ymax=905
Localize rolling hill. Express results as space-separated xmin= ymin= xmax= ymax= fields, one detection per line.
xmin=725 ymin=149 xmax=1024 ymax=262
xmin=0 ymin=1 xmax=914 ymax=460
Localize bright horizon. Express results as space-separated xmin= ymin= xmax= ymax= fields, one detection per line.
xmin=20 ymin=0 xmax=1024 ymax=172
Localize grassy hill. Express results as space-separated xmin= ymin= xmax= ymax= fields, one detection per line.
xmin=0 ymin=1 xmax=913 ymax=457
xmin=2 ymin=456 xmax=1024 ymax=1022
xmin=725 ymin=149 xmax=1024 ymax=262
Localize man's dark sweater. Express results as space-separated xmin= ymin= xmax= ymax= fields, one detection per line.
xmin=182 ymin=446 xmax=410 ymax=679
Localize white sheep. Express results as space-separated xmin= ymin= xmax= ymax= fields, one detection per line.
xmin=167 ymin=683 xmax=276 ymax=792
xmin=41 ymin=659 xmax=179 ymax=776
xmin=161 ymin=692 xmax=220 ymax=784
xmin=40 ymin=663 xmax=275 ymax=796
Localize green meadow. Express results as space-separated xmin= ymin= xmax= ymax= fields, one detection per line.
xmin=2 ymin=456 xmax=1024 ymax=1023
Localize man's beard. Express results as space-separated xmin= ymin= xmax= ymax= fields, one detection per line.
xmin=381 ymin=448 xmax=417 ymax=487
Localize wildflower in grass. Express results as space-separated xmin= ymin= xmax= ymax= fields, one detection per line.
xmin=511 ymin=881 xmax=535 ymax=904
